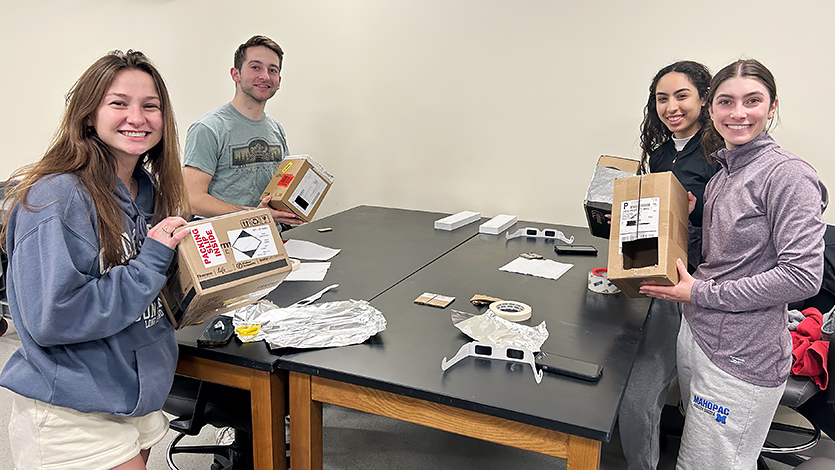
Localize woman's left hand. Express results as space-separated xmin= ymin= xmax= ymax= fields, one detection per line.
xmin=639 ymin=258 xmax=694 ymax=303
xmin=148 ymin=217 xmax=190 ymax=249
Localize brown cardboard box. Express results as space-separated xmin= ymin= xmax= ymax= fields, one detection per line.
xmin=606 ymin=172 xmax=689 ymax=298
xmin=584 ymin=155 xmax=641 ymax=239
xmin=160 ymin=208 xmax=292 ymax=329
xmin=260 ymin=155 xmax=334 ymax=222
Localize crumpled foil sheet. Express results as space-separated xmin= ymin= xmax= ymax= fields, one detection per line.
xmin=451 ymin=310 xmax=548 ymax=352
xmin=231 ymin=299 xmax=386 ymax=349
xmin=585 ymin=166 xmax=636 ymax=204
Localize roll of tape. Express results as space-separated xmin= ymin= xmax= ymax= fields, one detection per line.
xmin=290 ymin=258 xmax=301 ymax=271
xmin=588 ymin=268 xmax=620 ymax=294
xmin=488 ymin=300 xmax=532 ymax=322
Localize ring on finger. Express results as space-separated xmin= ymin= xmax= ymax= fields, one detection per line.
xmin=162 ymin=226 xmax=170 ymax=234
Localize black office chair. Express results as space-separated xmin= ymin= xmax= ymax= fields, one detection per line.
xmin=0 ymin=180 xmax=11 ymax=337
xmin=162 ymin=375 xmax=254 ymax=470
xmin=757 ymin=224 xmax=835 ymax=470
xmin=758 ymin=377 xmax=824 ymax=469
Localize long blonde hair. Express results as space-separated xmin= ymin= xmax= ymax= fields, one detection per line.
xmin=1 ymin=50 xmax=188 ymax=268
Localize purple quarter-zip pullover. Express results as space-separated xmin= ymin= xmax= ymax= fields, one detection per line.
xmin=684 ymin=132 xmax=828 ymax=387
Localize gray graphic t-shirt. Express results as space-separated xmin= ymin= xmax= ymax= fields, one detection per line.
xmin=184 ymin=103 xmax=288 ymax=208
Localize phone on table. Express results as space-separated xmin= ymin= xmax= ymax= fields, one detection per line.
xmin=535 ymin=350 xmax=603 ymax=381
xmin=554 ymin=244 xmax=598 ymax=256
xmin=197 ymin=316 xmax=234 ymax=347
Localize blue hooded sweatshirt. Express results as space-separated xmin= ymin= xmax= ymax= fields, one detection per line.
xmin=0 ymin=168 xmax=178 ymax=417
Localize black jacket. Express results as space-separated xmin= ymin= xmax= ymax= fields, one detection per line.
xmin=648 ymin=129 xmax=720 ymax=228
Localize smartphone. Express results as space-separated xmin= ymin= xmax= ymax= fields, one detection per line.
xmin=197 ymin=316 xmax=234 ymax=347
xmin=554 ymin=244 xmax=598 ymax=256
xmin=535 ymin=351 xmax=603 ymax=381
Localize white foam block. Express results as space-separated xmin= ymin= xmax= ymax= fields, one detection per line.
xmin=479 ymin=214 xmax=517 ymax=235
xmin=434 ymin=210 xmax=481 ymax=231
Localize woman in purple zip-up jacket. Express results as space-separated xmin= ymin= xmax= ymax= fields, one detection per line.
xmin=640 ymin=59 xmax=828 ymax=470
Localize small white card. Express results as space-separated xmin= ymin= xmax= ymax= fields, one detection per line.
xmin=285 ymin=262 xmax=331 ymax=281
xmin=283 ymin=239 xmax=341 ymax=261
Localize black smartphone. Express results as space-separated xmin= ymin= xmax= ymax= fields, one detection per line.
xmin=554 ymin=244 xmax=598 ymax=256
xmin=535 ymin=351 xmax=603 ymax=381
xmin=197 ymin=316 xmax=234 ymax=347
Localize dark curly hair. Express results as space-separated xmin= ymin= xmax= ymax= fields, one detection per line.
xmin=639 ymin=61 xmax=718 ymax=173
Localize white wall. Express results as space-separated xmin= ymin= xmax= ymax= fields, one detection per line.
xmin=2 ymin=0 xmax=833 ymax=226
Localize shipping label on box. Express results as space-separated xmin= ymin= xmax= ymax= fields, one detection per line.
xmin=618 ymin=197 xmax=660 ymax=247
xmin=160 ymin=208 xmax=292 ymax=329
xmin=606 ymin=172 xmax=689 ymax=298
xmin=584 ymin=155 xmax=641 ymax=239
xmin=261 ymin=155 xmax=334 ymax=222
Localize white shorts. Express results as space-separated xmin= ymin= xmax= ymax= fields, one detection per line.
xmin=8 ymin=394 xmax=169 ymax=470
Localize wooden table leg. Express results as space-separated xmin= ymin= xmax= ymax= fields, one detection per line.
xmin=251 ymin=369 xmax=287 ymax=470
xmin=566 ymin=434 xmax=601 ymax=470
xmin=175 ymin=356 xmax=288 ymax=470
xmin=289 ymin=371 xmax=323 ymax=470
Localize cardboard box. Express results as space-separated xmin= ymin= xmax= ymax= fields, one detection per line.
xmin=260 ymin=155 xmax=334 ymax=222
xmin=606 ymin=172 xmax=689 ymax=298
xmin=584 ymin=155 xmax=641 ymax=239
xmin=160 ymin=208 xmax=292 ymax=329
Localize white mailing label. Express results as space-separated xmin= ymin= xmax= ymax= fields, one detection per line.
xmin=618 ymin=197 xmax=660 ymax=252
xmin=289 ymin=171 xmax=327 ymax=217
xmin=228 ymin=225 xmax=280 ymax=262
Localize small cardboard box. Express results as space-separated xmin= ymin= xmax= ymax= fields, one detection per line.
xmin=584 ymin=155 xmax=641 ymax=239
xmin=606 ymin=172 xmax=689 ymax=298
xmin=160 ymin=208 xmax=292 ymax=329
xmin=260 ymin=155 xmax=334 ymax=222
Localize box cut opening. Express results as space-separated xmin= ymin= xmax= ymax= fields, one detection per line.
xmin=622 ymin=237 xmax=658 ymax=269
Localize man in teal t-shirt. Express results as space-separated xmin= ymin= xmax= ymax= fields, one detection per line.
xmin=183 ymin=35 xmax=303 ymax=227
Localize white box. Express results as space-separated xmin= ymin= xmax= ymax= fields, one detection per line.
xmin=434 ymin=211 xmax=481 ymax=231
xmin=479 ymin=214 xmax=517 ymax=235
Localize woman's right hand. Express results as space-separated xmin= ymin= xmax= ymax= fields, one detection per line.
xmin=148 ymin=217 xmax=190 ymax=249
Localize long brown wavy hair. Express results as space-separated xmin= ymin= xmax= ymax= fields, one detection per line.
xmin=1 ymin=50 xmax=188 ymax=268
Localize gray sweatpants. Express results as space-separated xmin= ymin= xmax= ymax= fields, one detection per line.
xmin=676 ymin=317 xmax=786 ymax=470
xmin=618 ymin=298 xmax=681 ymax=470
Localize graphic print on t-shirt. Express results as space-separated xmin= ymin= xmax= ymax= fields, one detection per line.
xmin=231 ymin=137 xmax=285 ymax=166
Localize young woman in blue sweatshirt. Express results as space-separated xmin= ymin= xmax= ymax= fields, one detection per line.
xmin=618 ymin=60 xmax=721 ymax=470
xmin=641 ymin=59 xmax=828 ymax=469
xmin=0 ymin=51 xmax=191 ymax=470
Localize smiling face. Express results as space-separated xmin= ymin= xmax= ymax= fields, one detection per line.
xmin=655 ymin=72 xmax=705 ymax=139
xmin=92 ymin=69 xmax=162 ymax=163
xmin=232 ymin=45 xmax=281 ymax=104
xmin=709 ymin=76 xmax=777 ymax=149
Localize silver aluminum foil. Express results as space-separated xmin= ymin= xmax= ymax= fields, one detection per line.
xmin=231 ymin=299 xmax=386 ymax=349
xmin=585 ymin=166 xmax=636 ymax=204
xmin=451 ymin=310 xmax=548 ymax=352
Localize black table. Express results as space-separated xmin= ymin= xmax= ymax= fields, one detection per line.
xmin=282 ymin=221 xmax=650 ymax=469
xmin=175 ymin=205 xmax=483 ymax=470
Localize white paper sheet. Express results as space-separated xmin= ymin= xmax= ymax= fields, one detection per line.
xmin=283 ymin=239 xmax=341 ymax=260
xmin=498 ymin=257 xmax=573 ymax=281
xmin=285 ymin=262 xmax=331 ymax=281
